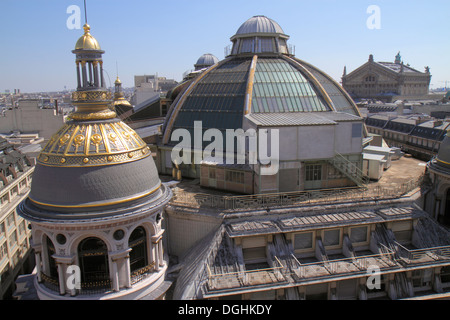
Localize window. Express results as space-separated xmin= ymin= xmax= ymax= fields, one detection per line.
xmin=0 ymin=242 xmax=7 ymax=261
xmin=78 ymin=237 xmax=109 ymax=283
xmin=0 ymin=222 xmax=5 ymax=239
xmin=294 ymin=232 xmax=313 ymax=250
xmin=350 ymin=226 xmax=368 ymax=244
xmin=6 ymin=213 xmax=15 ymax=229
xmin=240 ymin=38 xmax=254 ymax=53
xmin=225 ymin=170 xmax=244 ymax=184
xmin=129 ymin=227 xmax=148 ymax=274
xmin=46 ymin=236 xmax=58 ymax=278
xmin=208 ymin=167 xmax=216 ymax=179
xmin=323 ymin=229 xmax=340 ymax=247
xmin=1 ymin=194 xmax=9 ymax=206
xmin=9 ymin=231 xmax=17 ymax=248
xmin=18 ymin=220 xmax=26 ymax=236
xmin=306 ymin=164 xmax=322 ymax=181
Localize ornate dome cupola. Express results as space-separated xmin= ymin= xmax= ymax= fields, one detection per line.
xmin=229 ymin=15 xmax=292 ymax=56
xmin=113 ymin=76 xmax=133 ymax=116
xmin=18 ymin=23 xmax=172 ymax=300
xmin=194 ymin=53 xmax=219 ymax=71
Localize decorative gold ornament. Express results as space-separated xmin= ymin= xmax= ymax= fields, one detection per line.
xmin=59 ymin=134 xmax=70 ymax=145
xmin=37 ymin=121 xmax=150 ymax=168
xmin=109 ymin=133 xmax=118 ymax=142
xmin=74 ymin=134 xmax=85 ymax=145
xmin=91 ymin=133 xmax=102 ymax=145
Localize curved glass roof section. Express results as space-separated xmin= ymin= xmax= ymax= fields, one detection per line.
xmin=251 ymin=58 xmax=329 ymax=113
xmin=294 ymin=58 xmax=360 ymax=117
xmin=168 ymin=58 xmax=251 ymax=146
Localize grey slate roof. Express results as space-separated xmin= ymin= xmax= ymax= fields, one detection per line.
xmin=29 ymin=154 xmax=161 ymax=210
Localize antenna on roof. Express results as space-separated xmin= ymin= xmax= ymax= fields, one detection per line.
xmin=83 ymin=0 xmax=88 ymax=24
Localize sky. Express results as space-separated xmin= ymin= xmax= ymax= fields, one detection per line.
xmin=1 ymin=0 xmax=449 ymax=93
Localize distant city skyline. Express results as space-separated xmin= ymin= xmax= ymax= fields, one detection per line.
xmin=1 ymin=0 xmax=449 ymax=93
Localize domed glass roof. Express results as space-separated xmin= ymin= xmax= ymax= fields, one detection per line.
xmin=162 ymin=16 xmax=361 ymax=147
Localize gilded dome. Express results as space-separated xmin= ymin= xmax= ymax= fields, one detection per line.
xmin=22 ymin=23 xmax=164 ymax=213
xmin=75 ymin=24 xmax=101 ymax=50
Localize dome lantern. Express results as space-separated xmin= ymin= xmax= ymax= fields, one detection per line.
xmin=228 ymin=15 xmax=292 ymax=56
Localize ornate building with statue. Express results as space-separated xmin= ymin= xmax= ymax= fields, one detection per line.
xmin=342 ymin=52 xmax=431 ymax=102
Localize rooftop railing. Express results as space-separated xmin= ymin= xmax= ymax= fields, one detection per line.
xmin=204 ymin=244 xmax=398 ymax=293
xmin=171 ymin=175 xmax=425 ymax=211
xmin=396 ymin=242 xmax=450 ymax=265
xmin=206 ymin=256 xmax=286 ymax=291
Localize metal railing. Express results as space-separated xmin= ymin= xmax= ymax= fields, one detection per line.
xmin=171 ymin=175 xmax=424 ymax=211
xmin=130 ymin=262 xmax=156 ymax=285
xmin=40 ymin=272 xmax=113 ymax=296
xmin=204 ymin=244 xmax=399 ymax=293
xmin=206 ymin=256 xmax=286 ymax=291
xmin=396 ymin=242 xmax=450 ymax=265
xmin=292 ymin=244 xmax=396 ymax=280
xmin=329 ymin=152 xmax=370 ymax=186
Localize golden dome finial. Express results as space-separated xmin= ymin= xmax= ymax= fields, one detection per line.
xmin=83 ymin=23 xmax=91 ymax=34
xmin=75 ymin=23 xmax=101 ymax=50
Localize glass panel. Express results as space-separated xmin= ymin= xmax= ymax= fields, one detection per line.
xmin=294 ymin=232 xmax=313 ymax=250
xmin=251 ymin=58 xmax=330 ymax=113
xmin=350 ymin=226 xmax=368 ymax=243
xmin=170 ymin=58 xmax=251 ymax=149
xmin=323 ymin=229 xmax=340 ymax=247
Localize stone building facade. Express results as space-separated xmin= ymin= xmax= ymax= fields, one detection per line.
xmin=342 ymin=53 xmax=431 ymax=102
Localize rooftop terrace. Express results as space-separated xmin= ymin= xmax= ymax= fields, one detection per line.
xmin=165 ymin=155 xmax=427 ymax=213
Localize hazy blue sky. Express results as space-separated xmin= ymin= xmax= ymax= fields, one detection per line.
xmin=1 ymin=0 xmax=449 ymax=93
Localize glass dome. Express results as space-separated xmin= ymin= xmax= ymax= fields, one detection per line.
xmin=162 ymin=16 xmax=361 ymax=149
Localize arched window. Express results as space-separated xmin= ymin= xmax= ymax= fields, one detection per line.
xmin=78 ymin=237 xmax=109 ymax=283
xmin=128 ymin=227 xmax=148 ymax=273
xmin=46 ymin=236 xmax=58 ymax=278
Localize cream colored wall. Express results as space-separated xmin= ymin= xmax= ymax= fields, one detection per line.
xmin=165 ymin=208 xmax=222 ymax=258
xmin=0 ymin=108 xmax=64 ymax=141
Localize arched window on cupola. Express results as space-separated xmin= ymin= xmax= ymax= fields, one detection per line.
xmin=78 ymin=237 xmax=110 ymax=284
xmin=128 ymin=226 xmax=148 ymax=274
xmin=45 ymin=235 xmax=58 ymax=279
